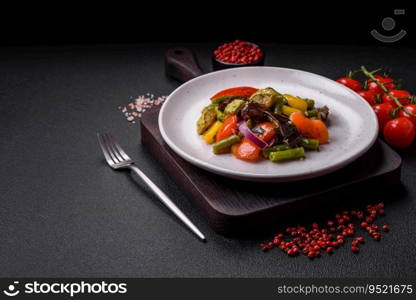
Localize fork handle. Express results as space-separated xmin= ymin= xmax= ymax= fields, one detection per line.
xmin=128 ymin=165 xmax=206 ymax=241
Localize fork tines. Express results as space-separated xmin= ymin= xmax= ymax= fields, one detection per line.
xmin=97 ymin=133 xmax=132 ymax=167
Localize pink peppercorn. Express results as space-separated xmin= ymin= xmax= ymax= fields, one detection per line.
xmin=214 ymin=40 xmax=263 ymax=64
xmin=360 ymin=221 xmax=368 ymax=228
xmin=365 ymin=216 xmax=374 ymax=224
xmin=260 ymin=203 xmax=390 ymax=259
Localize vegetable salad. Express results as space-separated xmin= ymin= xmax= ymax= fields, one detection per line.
xmin=196 ymin=86 xmax=330 ymax=162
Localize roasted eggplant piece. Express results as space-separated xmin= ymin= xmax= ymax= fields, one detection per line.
xmin=249 ymin=87 xmax=281 ymax=109
xmin=196 ymin=105 xmax=217 ymax=135
xmin=217 ymin=97 xmax=234 ymax=111
xmin=215 ymin=105 xmax=227 ymax=122
xmin=224 ymin=99 xmax=246 ymax=115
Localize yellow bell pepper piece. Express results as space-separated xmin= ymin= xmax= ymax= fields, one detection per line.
xmin=202 ymin=121 xmax=223 ymax=144
xmin=283 ymin=94 xmax=308 ymax=111
xmin=282 ymin=105 xmax=303 ymax=116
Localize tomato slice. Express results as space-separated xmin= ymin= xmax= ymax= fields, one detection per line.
xmin=210 ymin=86 xmax=258 ymax=100
xmin=234 ymin=137 xmax=261 ymax=161
xmin=231 ymin=142 xmax=240 ymax=157
xmin=290 ymin=112 xmax=313 ymax=136
xmin=216 ymin=115 xmax=238 ymax=142
xmin=231 ymin=122 xmax=276 ymax=161
xmin=256 ymin=122 xmax=276 ymax=142
xmin=290 ymin=112 xmax=329 ymax=144
xmin=311 ymin=120 xmax=329 ymax=144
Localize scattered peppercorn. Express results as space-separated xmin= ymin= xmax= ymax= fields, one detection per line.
xmin=372 ymin=233 xmax=381 ymax=241
xmin=260 ymin=202 xmax=389 ymax=259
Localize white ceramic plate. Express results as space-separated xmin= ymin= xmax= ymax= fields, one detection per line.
xmin=159 ymin=67 xmax=378 ymax=182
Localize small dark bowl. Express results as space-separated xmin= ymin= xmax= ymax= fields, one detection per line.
xmin=212 ymin=42 xmax=265 ymax=71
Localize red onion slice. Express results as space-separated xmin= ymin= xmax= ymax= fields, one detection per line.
xmin=238 ymin=120 xmax=268 ymax=149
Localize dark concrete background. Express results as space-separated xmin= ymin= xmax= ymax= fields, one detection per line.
xmin=0 ymin=43 xmax=415 ymax=277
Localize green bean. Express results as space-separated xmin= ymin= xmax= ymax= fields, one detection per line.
xmin=305 ymin=109 xmax=318 ymax=118
xmin=274 ymin=94 xmax=287 ymax=114
xmin=300 ymin=138 xmax=319 ymax=151
xmin=212 ymin=135 xmax=241 ymax=154
xmin=306 ymin=99 xmax=315 ymax=109
xmin=262 ymin=144 xmax=290 ymax=159
xmin=274 ymin=102 xmax=283 ymax=114
xmin=305 ymin=106 xmax=329 ymax=121
xmin=269 ymin=147 xmax=305 ymax=162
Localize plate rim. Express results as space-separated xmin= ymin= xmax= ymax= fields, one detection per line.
xmin=158 ymin=66 xmax=379 ymax=182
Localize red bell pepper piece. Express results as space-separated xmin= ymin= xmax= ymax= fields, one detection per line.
xmin=210 ymin=86 xmax=258 ymax=101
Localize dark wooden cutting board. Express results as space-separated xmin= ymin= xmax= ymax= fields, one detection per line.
xmin=140 ymin=107 xmax=402 ymax=236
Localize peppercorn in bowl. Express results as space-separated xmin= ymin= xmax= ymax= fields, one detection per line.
xmin=212 ymin=40 xmax=265 ymax=70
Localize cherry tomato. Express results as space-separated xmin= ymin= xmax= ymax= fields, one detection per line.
xmin=398 ymin=105 xmax=416 ymax=128
xmin=367 ymin=76 xmax=396 ymax=95
xmin=383 ymin=117 xmax=415 ymax=148
xmin=357 ymin=90 xmax=377 ymax=106
xmin=381 ymin=90 xmax=412 ymax=108
xmin=372 ymin=103 xmax=393 ymax=129
xmin=336 ymin=77 xmax=362 ymax=92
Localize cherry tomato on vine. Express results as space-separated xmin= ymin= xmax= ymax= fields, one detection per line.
xmin=367 ymin=76 xmax=396 ymax=95
xmin=381 ymin=90 xmax=412 ymax=108
xmin=398 ymin=105 xmax=416 ymax=128
xmin=336 ymin=77 xmax=362 ymax=91
xmin=383 ymin=117 xmax=415 ymax=148
xmin=372 ymin=103 xmax=393 ymax=129
xmin=357 ymin=90 xmax=377 ymax=106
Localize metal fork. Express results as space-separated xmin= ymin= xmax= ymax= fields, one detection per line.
xmin=97 ymin=133 xmax=206 ymax=241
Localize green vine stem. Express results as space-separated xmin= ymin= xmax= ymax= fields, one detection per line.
xmin=360 ymin=66 xmax=416 ymax=117
xmin=347 ymin=69 xmax=360 ymax=78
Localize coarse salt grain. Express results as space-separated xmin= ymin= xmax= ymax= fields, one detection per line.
xmin=119 ymin=94 xmax=167 ymax=124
